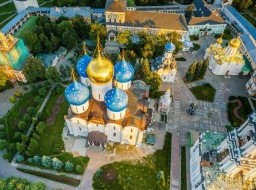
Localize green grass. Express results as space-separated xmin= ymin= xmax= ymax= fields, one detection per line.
xmin=180 ymin=146 xmax=187 ymax=190
xmin=36 ymin=91 xmax=68 ymax=156
xmin=0 ymin=2 xmax=15 ymax=13
xmin=0 ymin=13 xmax=16 ymax=28
xmin=242 ymin=13 xmax=256 ymax=27
xmin=17 ymin=167 xmax=80 ymax=186
xmin=190 ymin=83 xmax=216 ymax=102
xmin=93 ymin=133 xmax=172 ymax=190
xmin=192 ymin=43 xmax=200 ymax=51
xmin=14 ymin=16 xmax=37 ymax=39
xmin=227 ymin=96 xmax=252 ymax=127
xmin=189 ymin=35 xmax=199 ymax=41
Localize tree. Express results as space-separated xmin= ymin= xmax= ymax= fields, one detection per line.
xmin=127 ymin=0 xmax=136 ymax=6
xmin=116 ymin=30 xmax=132 ymax=46
xmin=42 ymin=156 xmax=52 ymax=168
xmin=232 ymin=0 xmax=252 ymax=10
xmin=16 ymin=142 xmax=26 ymax=153
xmin=75 ymin=165 xmax=84 ymax=174
xmin=18 ymin=121 xmax=27 ymax=131
xmin=34 ymin=96 xmax=42 ymax=103
xmin=50 ymin=33 xmax=60 ymax=51
xmin=32 ymin=132 xmax=40 ymax=141
xmin=65 ymin=160 xmax=74 ymax=172
xmin=30 ymin=182 xmax=46 ymax=190
xmin=22 ymin=114 xmax=31 ymax=123
xmin=23 ymin=56 xmax=46 ymax=83
xmin=0 ymin=68 xmax=8 ymax=87
xmin=45 ymin=66 xmax=61 ymax=83
xmin=0 ymin=139 xmax=8 ymax=151
xmin=14 ymin=132 xmax=22 ymax=141
xmin=24 ymin=32 xmax=43 ymax=54
xmin=3 ymin=152 xmax=11 ymax=160
xmin=33 ymin=155 xmax=42 ymax=165
xmin=185 ymin=61 xmax=197 ymax=82
xmin=89 ymin=23 xmax=107 ymax=44
xmin=52 ymin=157 xmax=63 ymax=170
xmin=185 ymin=4 xmax=194 ymax=18
xmin=35 ymin=122 xmax=46 ymax=135
xmin=27 ymin=106 xmax=36 ymax=116
xmin=38 ymin=87 xmax=47 ymax=97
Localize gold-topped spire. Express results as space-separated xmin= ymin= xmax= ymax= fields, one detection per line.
xmin=229 ymin=37 xmax=240 ymax=48
xmin=82 ymin=41 xmax=87 ymax=55
xmin=87 ymin=39 xmax=114 ymax=84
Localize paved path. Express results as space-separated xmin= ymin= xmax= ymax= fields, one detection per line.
xmin=171 ymin=133 xmax=180 ymax=190
xmin=0 ymin=0 xmax=12 ymax=7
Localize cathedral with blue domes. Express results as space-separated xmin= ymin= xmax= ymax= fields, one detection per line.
xmin=64 ymin=42 xmax=152 ymax=149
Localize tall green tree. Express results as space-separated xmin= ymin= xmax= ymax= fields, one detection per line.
xmin=185 ymin=61 xmax=197 ymax=82
xmin=45 ymin=66 xmax=61 ymax=83
xmin=23 ymin=56 xmax=46 ymax=83
xmin=0 ymin=68 xmax=8 ymax=87
xmin=89 ymin=23 xmax=107 ymax=44
xmin=116 ymin=30 xmax=132 ymax=46
xmin=232 ymin=0 xmax=253 ymax=10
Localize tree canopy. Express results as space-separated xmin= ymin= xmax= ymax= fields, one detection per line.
xmin=23 ymin=56 xmax=46 ymax=83
xmin=45 ymin=66 xmax=61 ymax=83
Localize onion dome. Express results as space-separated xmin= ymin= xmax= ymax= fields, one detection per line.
xmin=65 ymin=81 xmax=90 ymax=106
xmin=87 ymin=53 xmax=114 ymax=84
xmin=114 ymin=59 xmax=134 ymax=83
xmin=229 ymin=38 xmax=240 ymax=48
xmin=76 ymin=43 xmax=92 ymax=78
xmin=104 ymin=88 xmax=128 ymax=112
xmin=216 ymin=37 xmax=223 ymax=44
xmin=165 ymin=42 xmax=175 ymax=52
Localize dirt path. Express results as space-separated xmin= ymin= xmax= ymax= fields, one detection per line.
xmin=230 ymin=99 xmax=245 ymax=123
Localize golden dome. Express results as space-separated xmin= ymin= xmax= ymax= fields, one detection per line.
xmin=229 ymin=38 xmax=240 ymax=48
xmin=87 ymin=54 xmax=114 ymax=84
xmin=216 ymin=37 xmax=223 ymax=44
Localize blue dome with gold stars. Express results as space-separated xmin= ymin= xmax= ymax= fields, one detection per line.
xmin=65 ymin=82 xmax=90 ymax=106
xmin=165 ymin=42 xmax=175 ymax=52
xmin=76 ymin=54 xmax=92 ymax=78
xmin=104 ymin=88 xmax=128 ymax=112
xmin=114 ymin=59 xmax=134 ymax=83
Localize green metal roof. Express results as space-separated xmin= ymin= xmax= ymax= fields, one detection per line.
xmin=242 ymin=55 xmax=253 ymax=72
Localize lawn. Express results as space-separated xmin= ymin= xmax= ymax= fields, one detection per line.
xmin=93 ymin=133 xmax=172 ymax=190
xmin=227 ymin=96 xmax=252 ymax=127
xmin=190 ymin=83 xmax=216 ymax=102
xmin=180 ymin=146 xmax=187 ymax=190
xmin=242 ymin=12 xmax=256 ymax=27
xmin=36 ymin=92 xmax=68 ymax=155
xmin=192 ymin=43 xmax=200 ymax=51
xmin=0 ymin=2 xmax=15 ymax=13
xmin=14 ymin=16 xmax=37 ymax=39
xmin=0 ymin=13 xmax=16 ymax=28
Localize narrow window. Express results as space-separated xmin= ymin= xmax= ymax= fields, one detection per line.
xmin=130 ymin=135 xmax=133 ymax=139
xmin=131 ymin=129 xmax=133 ymax=132
xmin=113 ymin=133 xmax=116 ymax=137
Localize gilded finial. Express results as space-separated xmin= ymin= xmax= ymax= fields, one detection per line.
xmin=82 ymin=41 xmax=87 ymax=55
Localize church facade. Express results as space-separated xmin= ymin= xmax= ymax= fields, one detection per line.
xmin=204 ymin=37 xmax=245 ymax=75
xmin=64 ymin=43 xmax=152 ymax=148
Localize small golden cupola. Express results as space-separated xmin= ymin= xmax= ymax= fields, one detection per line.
xmin=87 ymin=43 xmax=114 ymax=84
xmin=229 ymin=38 xmax=240 ymax=48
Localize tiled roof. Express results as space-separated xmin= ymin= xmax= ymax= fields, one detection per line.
xmin=105 ymin=0 xmax=126 ymax=12
xmin=124 ymin=11 xmax=188 ymax=31
xmin=192 ymin=0 xmax=211 ymax=17
xmin=240 ymin=34 xmax=256 ymax=63
xmin=50 ymin=7 xmax=91 ymax=18
xmin=189 ymin=11 xmax=225 ymax=25
xmin=225 ymin=5 xmax=256 ymax=40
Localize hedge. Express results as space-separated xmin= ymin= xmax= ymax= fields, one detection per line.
xmin=17 ymin=168 xmax=81 ymax=186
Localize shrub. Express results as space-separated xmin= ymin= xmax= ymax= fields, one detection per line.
xmin=27 ymin=106 xmax=36 ymax=116
xmin=8 ymin=143 xmax=16 ymax=152
xmin=14 ymin=90 xmax=23 ymax=97
xmin=3 ymin=152 xmax=11 ymax=160
xmin=34 ymin=96 xmax=42 ymax=103
xmin=35 ymin=122 xmax=46 ymax=135
xmin=52 ymin=157 xmax=63 ymax=170
xmin=52 ymin=143 xmax=62 ymax=153
xmin=28 ymin=157 xmax=34 ymax=164
xmin=21 ymin=134 xmax=29 ymax=144
xmin=30 ymin=182 xmax=46 ymax=190
xmin=37 ymin=112 xmax=48 ymax=121
xmin=16 ymin=142 xmax=26 ymax=153
xmin=42 ymin=156 xmax=52 ymax=168
xmin=65 ymin=161 xmax=74 ymax=172
xmin=25 ymin=150 xmax=33 ymax=157
xmin=23 ymin=86 xmax=29 ymax=91
xmin=33 ymin=155 xmax=42 ymax=165
xmin=16 ymin=155 xmax=25 ymax=163
xmin=18 ymin=121 xmax=27 ymax=131
xmin=0 ymin=139 xmax=8 ymax=150
xmin=55 ymin=86 xmax=63 ymax=95
xmin=0 ymin=131 xmax=7 ymax=139
xmin=9 ymin=96 xmax=17 ymax=103
xmin=75 ymin=165 xmax=84 ymax=174
xmin=38 ymin=87 xmax=47 ymax=97
xmin=192 ymin=43 xmax=200 ymax=51
xmin=29 ymin=138 xmax=39 ymax=148
xmin=32 ymin=132 xmax=40 ymax=141
xmin=14 ymin=132 xmax=22 ymax=141
xmin=23 ymin=114 xmax=31 ymax=123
